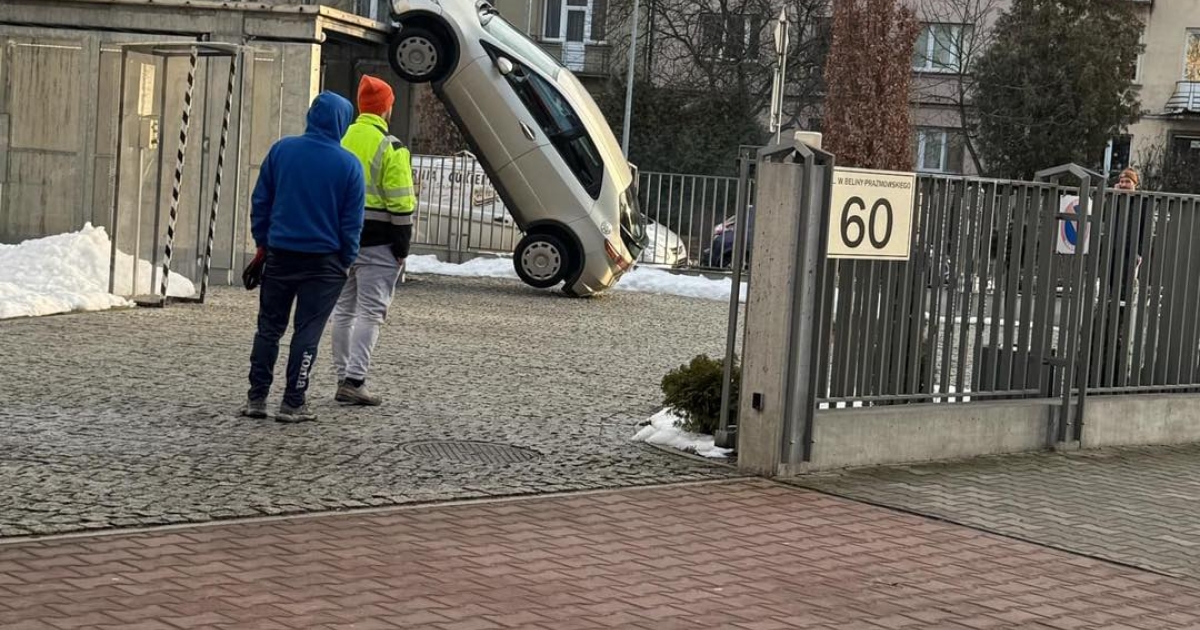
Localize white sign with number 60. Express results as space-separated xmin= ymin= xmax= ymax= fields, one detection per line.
xmin=827 ymin=167 xmax=917 ymax=260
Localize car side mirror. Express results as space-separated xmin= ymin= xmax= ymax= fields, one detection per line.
xmin=496 ymin=57 xmax=514 ymax=75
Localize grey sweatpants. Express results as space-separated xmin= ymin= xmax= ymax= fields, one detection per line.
xmin=330 ymin=245 xmax=402 ymax=382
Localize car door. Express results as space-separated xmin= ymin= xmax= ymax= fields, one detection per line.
xmin=439 ymin=54 xmax=542 ymax=171
xmin=501 ymin=62 xmax=602 ymax=226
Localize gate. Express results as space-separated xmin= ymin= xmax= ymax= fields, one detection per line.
xmin=730 ymin=133 xmax=1200 ymax=474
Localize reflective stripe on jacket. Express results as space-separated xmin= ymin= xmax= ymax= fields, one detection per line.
xmin=341 ymin=113 xmax=416 ymax=225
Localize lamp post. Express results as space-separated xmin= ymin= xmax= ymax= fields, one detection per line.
xmin=768 ymin=8 xmax=789 ymax=143
xmin=620 ymin=0 xmax=641 ymax=155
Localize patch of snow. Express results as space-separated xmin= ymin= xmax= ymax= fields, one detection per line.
xmin=817 ymin=400 xmax=866 ymax=410
xmin=0 ymin=223 xmax=195 ymax=320
xmin=405 ymin=254 xmax=517 ymax=279
xmin=405 ymin=254 xmax=747 ymax=302
xmin=631 ymin=408 xmax=733 ymax=459
xmin=614 ymin=267 xmax=747 ymax=303
xmin=932 ymin=385 xmax=972 ymax=404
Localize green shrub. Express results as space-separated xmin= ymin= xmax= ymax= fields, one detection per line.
xmin=660 ymin=354 xmax=739 ymax=436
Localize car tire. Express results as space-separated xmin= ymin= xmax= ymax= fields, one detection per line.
xmin=514 ymin=233 xmax=573 ymax=289
xmin=388 ymin=26 xmax=452 ymax=83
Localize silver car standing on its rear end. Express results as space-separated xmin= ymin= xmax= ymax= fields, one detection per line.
xmin=386 ymin=0 xmax=648 ymax=296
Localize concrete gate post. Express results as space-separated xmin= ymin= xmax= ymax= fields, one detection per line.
xmin=736 ymin=131 xmax=834 ymax=476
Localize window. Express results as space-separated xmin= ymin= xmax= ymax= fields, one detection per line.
xmin=1132 ymin=28 xmax=1145 ymax=83
xmin=566 ymin=10 xmax=586 ymax=42
xmin=543 ymin=0 xmax=607 ymax=43
xmin=543 ymin=0 xmax=562 ymax=39
xmin=485 ymin=15 xmax=563 ymax=79
xmin=1185 ymin=30 xmax=1200 ymax=81
xmin=699 ymin=13 xmax=762 ymax=61
xmin=1172 ymin=134 xmax=1200 ymax=161
xmin=913 ymin=23 xmax=972 ymax=73
xmin=914 ymin=128 xmax=966 ymax=174
xmin=502 ymin=60 xmax=605 ymax=198
xmin=1108 ymin=135 xmax=1132 ymax=174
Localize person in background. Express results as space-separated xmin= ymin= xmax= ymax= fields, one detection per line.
xmin=242 ymin=91 xmax=365 ymax=423
xmin=330 ymin=75 xmax=417 ymax=406
xmin=1098 ymin=167 xmax=1145 ymax=386
xmin=1115 ymin=167 xmax=1139 ymax=191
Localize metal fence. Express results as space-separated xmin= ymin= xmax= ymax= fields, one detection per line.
xmin=800 ymin=165 xmax=1200 ymax=421
xmin=720 ymin=144 xmax=1200 ymax=459
xmin=409 ymin=151 xmax=748 ymax=270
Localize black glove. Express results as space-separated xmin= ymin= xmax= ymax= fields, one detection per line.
xmin=242 ymin=248 xmax=266 ymax=290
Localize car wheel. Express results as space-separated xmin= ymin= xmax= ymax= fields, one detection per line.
xmin=514 ymin=233 xmax=572 ymax=289
xmin=388 ymin=26 xmax=451 ymax=83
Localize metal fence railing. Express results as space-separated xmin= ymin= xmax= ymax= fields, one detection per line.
xmin=719 ymin=143 xmax=1200 ymax=460
xmin=817 ymin=176 xmax=1064 ymax=408
xmin=409 ymin=151 xmax=748 ymax=271
xmin=799 ymin=166 xmax=1200 ymax=418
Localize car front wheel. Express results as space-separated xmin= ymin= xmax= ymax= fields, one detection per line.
xmin=514 ymin=233 xmax=573 ymax=289
xmin=388 ymin=26 xmax=451 ymax=83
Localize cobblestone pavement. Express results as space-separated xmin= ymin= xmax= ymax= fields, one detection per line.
xmin=5 ymin=479 xmax=1200 ymax=630
xmin=791 ymin=444 xmax=1200 ymax=582
xmin=0 ymin=276 xmax=740 ymax=537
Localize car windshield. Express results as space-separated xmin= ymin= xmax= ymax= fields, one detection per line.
xmin=482 ymin=10 xmax=562 ymax=80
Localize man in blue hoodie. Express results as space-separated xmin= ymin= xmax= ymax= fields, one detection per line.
xmin=242 ymin=91 xmax=365 ymax=423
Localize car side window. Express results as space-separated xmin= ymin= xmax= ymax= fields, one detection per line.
xmin=502 ymin=61 xmax=604 ymax=199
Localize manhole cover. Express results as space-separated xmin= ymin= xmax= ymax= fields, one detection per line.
xmin=400 ymin=440 xmax=541 ymax=464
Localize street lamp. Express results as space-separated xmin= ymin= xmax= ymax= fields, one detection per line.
xmin=620 ymin=0 xmax=640 ymax=156
xmin=769 ymin=8 xmax=789 ymax=144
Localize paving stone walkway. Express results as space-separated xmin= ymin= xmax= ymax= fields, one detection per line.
xmin=0 ymin=276 xmax=738 ymax=537
xmin=4 ymin=479 xmax=1200 ymax=630
xmin=792 ymin=443 xmax=1200 ymax=582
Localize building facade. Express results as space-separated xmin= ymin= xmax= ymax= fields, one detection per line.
xmin=0 ymin=0 xmax=402 ymax=288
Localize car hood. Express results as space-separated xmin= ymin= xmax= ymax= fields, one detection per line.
xmin=553 ymin=71 xmax=632 ymax=192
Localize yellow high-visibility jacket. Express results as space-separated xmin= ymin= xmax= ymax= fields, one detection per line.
xmin=341 ymin=113 xmax=416 ymax=257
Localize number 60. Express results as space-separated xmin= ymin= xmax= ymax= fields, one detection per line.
xmin=841 ymin=196 xmax=894 ymax=249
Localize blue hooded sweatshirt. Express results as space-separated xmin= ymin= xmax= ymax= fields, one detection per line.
xmin=251 ymin=91 xmax=365 ymax=267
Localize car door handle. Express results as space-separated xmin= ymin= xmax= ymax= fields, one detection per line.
xmin=520 ymin=122 xmax=536 ymax=141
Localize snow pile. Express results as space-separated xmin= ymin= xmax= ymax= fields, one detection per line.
xmin=631 ymin=408 xmax=733 ymax=459
xmin=0 ymin=223 xmax=195 ymax=319
xmin=405 ymin=254 xmax=518 ymax=279
xmin=614 ymin=266 xmax=746 ymax=303
xmin=405 ymin=254 xmax=745 ymax=302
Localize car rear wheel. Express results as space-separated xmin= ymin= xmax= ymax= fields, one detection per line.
xmin=388 ymin=26 xmax=451 ymax=83
xmin=514 ymin=233 xmax=573 ymax=289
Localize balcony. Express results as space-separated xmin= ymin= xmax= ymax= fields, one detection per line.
xmin=1166 ymin=81 xmax=1200 ymax=115
xmin=537 ymin=42 xmax=613 ymax=78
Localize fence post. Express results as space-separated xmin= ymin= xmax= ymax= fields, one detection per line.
xmin=733 ymin=131 xmax=833 ymax=475
xmin=1035 ymin=163 xmax=1104 ymax=448
xmin=108 ymin=48 xmax=130 ymax=295
xmin=714 ymin=155 xmax=754 ymax=449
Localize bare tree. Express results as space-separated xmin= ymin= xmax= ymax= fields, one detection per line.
xmin=606 ymin=0 xmax=831 ymax=124
xmin=911 ymin=0 xmax=1006 ymax=174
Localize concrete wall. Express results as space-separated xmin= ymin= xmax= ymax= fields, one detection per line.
xmin=798 ymin=401 xmax=1055 ymax=472
xmin=1082 ymin=394 xmax=1200 ymax=449
xmin=772 ymin=393 xmax=1200 ymax=473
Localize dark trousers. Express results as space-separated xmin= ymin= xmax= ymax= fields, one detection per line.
xmin=248 ymin=249 xmax=347 ymax=407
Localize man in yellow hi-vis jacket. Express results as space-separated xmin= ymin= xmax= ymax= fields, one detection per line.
xmin=330 ymin=75 xmax=416 ymax=406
